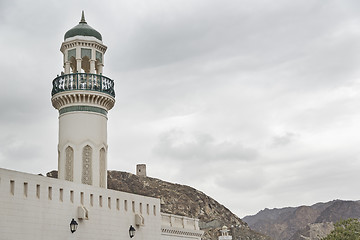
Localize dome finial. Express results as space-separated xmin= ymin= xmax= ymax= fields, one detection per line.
xmin=80 ymin=10 xmax=87 ymax=24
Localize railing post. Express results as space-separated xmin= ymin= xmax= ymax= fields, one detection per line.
xmin=89 ymin=74 xmax=91 ymax=90
xmin=65 ymin=75 xmax=68 ymax=90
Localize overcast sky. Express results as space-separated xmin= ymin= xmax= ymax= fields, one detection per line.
xmin=1 ymin=0 xmax=360 ymax=218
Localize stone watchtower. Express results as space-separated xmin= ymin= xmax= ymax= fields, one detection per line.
xmin=51 ymin=12 xmax=115 ymax=188
xmin=136 ymin=164 xmax=147 ymax=177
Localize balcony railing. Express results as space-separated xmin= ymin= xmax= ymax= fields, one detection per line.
xmin=52 ymin=73 xmax=115 ymax=97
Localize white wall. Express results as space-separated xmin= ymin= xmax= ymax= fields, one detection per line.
xmin=0 ymin=168 xmax=161 ymax=240
xmin=161 ymin=213 xmax=203 ymax=240
xmin=0 ymin=167 xmax=203 ymax=240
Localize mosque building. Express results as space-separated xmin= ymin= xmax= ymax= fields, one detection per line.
xmin=0 ymin=12 xmax=203 ymax=240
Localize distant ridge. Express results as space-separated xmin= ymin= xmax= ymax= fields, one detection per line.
xmin=243 ymin=200 xmax=360 ymax=240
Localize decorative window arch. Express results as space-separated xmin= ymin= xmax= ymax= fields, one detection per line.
xmin=65 ymin=146 xmax=74 ymax=181
xmin=81 ymin=48 xmax=91 ymax=73
xmin=82 ymin=145 xmax=92 ymax=185
xmin=69 ymin=56 xmax=77 ymax=73
xmin=99 ymin=148 xmax=106 ymax=188
xmin=67 ymin=48 xmax=77 ymax=73
xmin=95 ymin=51 xmax=103 ymax=74
xmin=81 ymin=55 xmax=91 ymax=73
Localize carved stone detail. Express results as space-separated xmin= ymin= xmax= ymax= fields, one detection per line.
xmin=99 ymin=148 xmax=106 ymax=188
xmin=82 ymin=145 xmax=92 ymax=185
xmin=51 ymin=91 xmax=115 ymax=111
xmin=65 ymin=146 xmax=74 ymax=181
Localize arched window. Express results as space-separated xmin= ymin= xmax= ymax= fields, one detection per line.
xmin=81 ymin=55 xmax=90 ymax=73
xmin=95 ymin=51 xmax=103 ymax=74
xmin=65 ymin=146 xmax=74 ymax=181
xmin=68 ymin=49 xmax=77 ymax=73
xmin=81 ymin=48 xmax=91 ymax=73
xmin=69 ymin=56 xmax=77 ymax=73
xmin=82 ymin=145 xmax=92 ymax=185
xmin=99 ymin=148 xmax=106 ymax=188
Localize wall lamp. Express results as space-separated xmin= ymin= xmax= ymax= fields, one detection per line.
xmin=129 ymin=225 xmax=136 ymax=238
xmin=70 ymin=218 xmax=78 ymax=233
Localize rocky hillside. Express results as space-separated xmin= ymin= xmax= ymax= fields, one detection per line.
xmin=243 ymin=200 xmax=360 ymax=240
xmin=47 ymin=170 xmax=271 ymax=240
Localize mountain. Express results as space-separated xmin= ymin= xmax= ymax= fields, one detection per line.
xmin=47 ymin=170 xmax=271 ymax=240
xmin=243 ymin=200 xmax=360 ymax=240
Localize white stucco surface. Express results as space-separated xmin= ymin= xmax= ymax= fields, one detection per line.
xmin=0 ymin=168 xmax=203 ymax=240
xmin=0 ymin=168 xmax=161 ymax=240
xmin=58 ymin=110 xmax=108 ymax=187
xmin=161 ymin=213 xmax=203 ymax=240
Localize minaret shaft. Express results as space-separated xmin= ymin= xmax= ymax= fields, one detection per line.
xmin=58 ymin=110 xmax=108 ymax=187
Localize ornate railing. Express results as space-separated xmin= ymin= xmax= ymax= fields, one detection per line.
xmin=52 ymin=73 xmax=115 ymax=97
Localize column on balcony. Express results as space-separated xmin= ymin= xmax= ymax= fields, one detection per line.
xmin=76 ymin=59 xmax=82 ymax=73
xmin=97 ymin=63 xmax=104 ymax=74
xmin=95 ymin=50 xmax=104 ymax=75
xmin=90 ymin=49 xmax=96 ymax=74
xmin=76 ymin=47 xmax=82 ymax=73
xmin=89 ymin=60 xmax=95 ymax=74
xmin=63 ymin=49 xmax=70 ymax=74
xmin=65 ymin=62 xmax=71 ymax=74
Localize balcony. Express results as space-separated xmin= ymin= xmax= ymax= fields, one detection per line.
xmin=52 ymin=73 xmax=115 ymax=97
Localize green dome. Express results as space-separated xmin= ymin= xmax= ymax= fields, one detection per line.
xmin=64 ymin=11 xmax=102 ymax=41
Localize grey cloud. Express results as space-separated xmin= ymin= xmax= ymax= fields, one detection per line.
xmin=271 ymin=132 xmax=298 ymax=147
xmin=0 ymin=135 xmax=43 ymax=163
xmin=111 ymin=0 xmax=358 ymax=75
xmin=291 ymin=94 xmax=360 ymax=132
xmin=153 ymin=129 xmax=258 ymax=162
xmin=262 ymin=154 xmax=360 ymax=205
xmin=215 ymin=167 xmax=267 ymax=193
xmin=1 ymin=0 xmax=360 ymax=217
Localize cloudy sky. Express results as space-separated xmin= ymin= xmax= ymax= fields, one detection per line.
xmin=1 ymin=0 xmax=360 ymax=218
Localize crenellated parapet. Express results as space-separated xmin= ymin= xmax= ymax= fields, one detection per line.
xmin=161 ymin=213 xmax=203 ymax=239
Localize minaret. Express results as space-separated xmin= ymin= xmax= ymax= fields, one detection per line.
xmin=51 ymin=11 xmax=115 ymax=188
xmin=219 ymin=226 xmax=232 ymax=240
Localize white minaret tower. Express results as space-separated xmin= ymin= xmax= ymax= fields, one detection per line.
xmin=51 ymin=11 xmax=115 ymax=188
xmin=219 ymin=226 xmax=232 ymax=240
